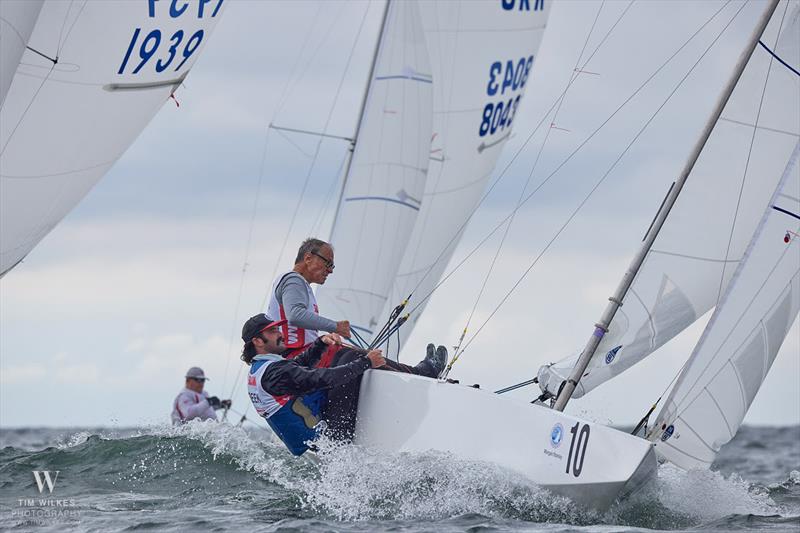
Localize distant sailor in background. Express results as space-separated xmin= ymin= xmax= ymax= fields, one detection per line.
xmin=267 ymin=238 xmax=351 ymax=358
xmin=171 ymin=367 xmax=232 ymax=425
xmin=240 ymin=313 xmax=447 ymax=455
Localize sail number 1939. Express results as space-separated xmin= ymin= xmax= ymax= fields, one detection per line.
xmin=117 ymin=0 xmax=224 ymax=76
xmin=565 ymin=422 xmax=590 ymax=477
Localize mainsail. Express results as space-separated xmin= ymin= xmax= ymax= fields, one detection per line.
xmin=376 ymin=0 xmax=551 ymax=350
xmin=0 ymin=0 xmax=43 ymax=108
xmin=538 ymin=1 xmax=800 ymax=398
xmin=648 ymin=141 xmax=799 ymax=469
xmin=315 ymin=0 xmax=433 ymax=338
xmin=0 ymin=0 xmax=224 ymax=276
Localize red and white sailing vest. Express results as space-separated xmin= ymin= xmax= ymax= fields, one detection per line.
xmin=267 ymin=272 xmax=320 ymax=350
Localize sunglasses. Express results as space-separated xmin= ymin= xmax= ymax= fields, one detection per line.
xmin=189 ymin=377 xmax=206 ymax=383
xmin=311 ymin=251 xmax=335 ymax=270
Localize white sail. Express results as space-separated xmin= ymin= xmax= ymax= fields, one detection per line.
xmin=0 ymin=0 xmax=224 ymax=276
xmin=538 ymin=1 xmax=800 ymax=398
xmin=648 ymin=141 xmax=799 ymax=470
xmin=379 ymin=0 xmax=551 ymax=349
xmin=0 ymin=0 xmax=43 ymax=108
xmin=316 ymin=0 xmax=433 ymax=338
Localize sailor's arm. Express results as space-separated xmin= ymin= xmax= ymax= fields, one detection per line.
xmin=292 ymin=337 xmax=330 ymax=367
xmin=177 ymin=392 xmax=211 ymax=419
xmin=262 ymin=350 xmax=384 ymax=397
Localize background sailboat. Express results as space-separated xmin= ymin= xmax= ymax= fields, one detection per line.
xmin=315 ymin=0 xmax=434 ymax=338
xmin=0 ymin=0 xmax=224 ymax=276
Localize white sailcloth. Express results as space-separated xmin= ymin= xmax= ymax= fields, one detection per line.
xmin=538 ymin=1 xmax=800 ymax=398
xmin=0 ymin=0 xmax=224 ymax=276
xmin=379 ymin=0 xmax=551 ymax=349
xmin=648 ymin=141 xmax=800 ymax=470
xmin=316 ymin=0 xmax=433 ymax=337
xmin=0 ymin=0 xmax=43 ymax=108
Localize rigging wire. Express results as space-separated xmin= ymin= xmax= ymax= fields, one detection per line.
xmin=444 ymin=0 xmax=612 ymax=378
xmin=227 ymin=3 xmax=375 ymax=409
xmin=454 ymin=0 xmax=749 ymax=359
xmin=260 ymin=3 xmax=374 ymax=311
xmin=397 ymin=0 xmax=637 ymax=315
xmin=713 ymin=1 xmax=789 ymax=306
xmin=219 ymin=2 xmax=326 ymax=396
xmin=402 ymin=0 xmax=736 ymax=332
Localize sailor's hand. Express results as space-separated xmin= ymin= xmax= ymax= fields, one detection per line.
xmin=321 ymin=333 xmax=343 ymax=346
xmin=366 ymin=349 xmax=385 ymax=368
xmin=221 ymin=399 xmax=232 ymax=409
xmin=335 ymin=320 xmax=351 ymax=337
xmin=207 ymin=396 xmax=221 ymax=409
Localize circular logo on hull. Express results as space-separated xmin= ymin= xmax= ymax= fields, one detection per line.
xmin=550 ymin=423 xmax=564 ymax=448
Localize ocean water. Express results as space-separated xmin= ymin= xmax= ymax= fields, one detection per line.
xmin=0 ymin=423 xmax=797 ymax=532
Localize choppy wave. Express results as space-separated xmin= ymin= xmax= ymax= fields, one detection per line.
xmin=0 ymin=423 xmax=798 ymax=531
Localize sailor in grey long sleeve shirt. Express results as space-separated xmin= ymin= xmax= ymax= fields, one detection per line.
xmin=275 ymin=273 xmax=337 ymax=333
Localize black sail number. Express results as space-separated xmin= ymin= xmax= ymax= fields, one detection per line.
xmin=565 ymin=422 xmax=590 ymax=477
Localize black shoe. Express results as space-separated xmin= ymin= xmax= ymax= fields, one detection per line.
xmin=414 ymin=343 xmax=448 ymax=378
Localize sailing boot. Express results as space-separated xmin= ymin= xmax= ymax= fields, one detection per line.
xmin=414 ymin=343 xmax=448 ymax=378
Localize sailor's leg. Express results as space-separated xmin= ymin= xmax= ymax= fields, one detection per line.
xmin=321 ymin=349 xmax=363 ymax=441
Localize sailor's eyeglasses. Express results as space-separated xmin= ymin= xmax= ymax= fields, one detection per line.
xmin=311 ymin=251 xmax=335 ymax=270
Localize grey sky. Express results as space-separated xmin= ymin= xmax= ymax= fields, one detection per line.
xmin=0 ymin=0 xmax=797 ymax=427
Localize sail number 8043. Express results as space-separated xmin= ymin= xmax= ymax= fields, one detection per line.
xmin=565 ymin=422 xmax=590 ymax=477
xmin=479 ymin=55 xmax=533 ymax=137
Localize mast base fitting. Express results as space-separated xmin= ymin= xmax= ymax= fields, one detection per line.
xmin=608 ymin=296 xmax=623 ymax=305
xmin=593 ymin=323 xmax=609 ymax=333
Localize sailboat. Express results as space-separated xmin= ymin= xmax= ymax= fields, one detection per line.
xmin=0 ymin=0 xmax=224 ymax=276
xmin=302 ymin=0 xmax=798 ymax=510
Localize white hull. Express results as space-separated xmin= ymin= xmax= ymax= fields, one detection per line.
xmin=354 ymin=371 xmax=656 ymax=510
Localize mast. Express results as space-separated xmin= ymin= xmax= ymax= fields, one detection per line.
xmin=328 ymin=0 xmax=392 ymax=239
xmin=553 ymin=0 xmax=780 ymax=412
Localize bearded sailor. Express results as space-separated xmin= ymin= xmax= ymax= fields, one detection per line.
xmin=267 ymin=238 xmax=351 ymax=358
xmin=240 ymin=313 xmax=447 ymax=455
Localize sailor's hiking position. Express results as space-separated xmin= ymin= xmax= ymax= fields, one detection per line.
xmin=267 ymin=238 xmax=351 ymax=357
xmin=171 ymin=367 xmax=232 ymax=425
xmin=240 ymin=313 xmax=447 ymax=455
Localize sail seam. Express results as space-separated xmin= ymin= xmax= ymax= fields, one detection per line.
xmin=707 ymin=381 xmax=735 ymax=438
xmin=648 ymin=249 xmax=741 ymax=264
xmin=718 ymin=117 xmax=799 ymax=137
xmin=344 ymin=196 xmax=420 ymax=211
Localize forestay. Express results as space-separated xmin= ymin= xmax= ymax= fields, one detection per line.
xmin=538 ymin=1 xmax=800 ymax=398
xmin=0 ymin=0 xmax=224 ymax=276
xmin=378 ymin=0 xmax=551 ymax=350
xmin=648 ymin=141 xmax=799 ymax=469
xmin=316 ymin=0 xmax=433 ymax=338
xmin=0 ymin=0 xmax=43 ymax=108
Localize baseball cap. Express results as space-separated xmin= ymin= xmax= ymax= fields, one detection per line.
xmin=185 ymin=367 xmax=208 ymax=381
xmin=242 ymin=313 xmax=287 ymax=342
